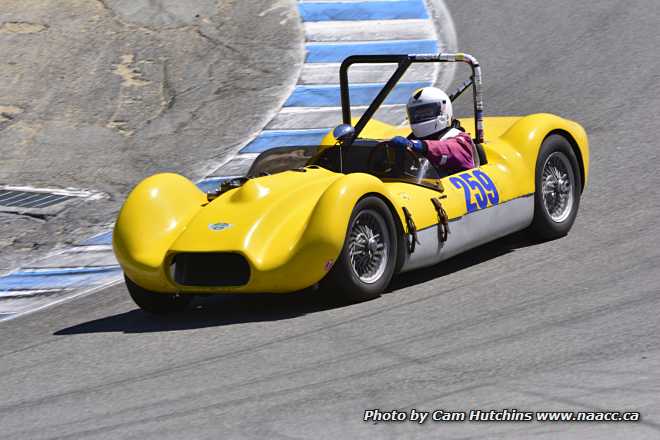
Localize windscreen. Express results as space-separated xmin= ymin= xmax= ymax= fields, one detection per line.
xmin=247 ymin=145 xmax=319 ymax=177
xmin=247 ymin=140 xmax=443 ymax=187
xmin=309 ymin=140 xmax=442 ymax=184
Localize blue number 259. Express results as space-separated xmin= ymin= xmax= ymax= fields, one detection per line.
xmin=449 ymin=170 xmax=499 ymax=213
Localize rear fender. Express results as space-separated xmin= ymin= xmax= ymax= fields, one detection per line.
xmin=498 ymin=113 xmax=590 ymax=190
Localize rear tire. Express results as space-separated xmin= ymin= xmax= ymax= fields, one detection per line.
xmin=321 ymin=196 xmax=398 ymax=302
xmin=530 ymin=134 xmax=582 ymax=240
xmin=125 ymin=275 xmax=192 ymax=315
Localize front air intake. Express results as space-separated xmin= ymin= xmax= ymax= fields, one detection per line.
xmin=172 ymin=253 xmax=250 ymax=287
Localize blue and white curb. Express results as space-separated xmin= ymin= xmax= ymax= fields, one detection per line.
xmin=0 ymin=242 xmax=121 ymax=319
xmin=0 ymin=0 xmax=456 ymax=321
xmin=239 ymin=0 xmax=441 ymax=155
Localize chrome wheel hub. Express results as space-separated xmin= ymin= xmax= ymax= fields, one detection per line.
xmin=348 ymin=211 xmax=388 ymax=284
xmin=541 ymin=152 xmax=574 ymax=223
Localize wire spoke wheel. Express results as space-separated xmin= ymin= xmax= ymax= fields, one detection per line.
xmin=347 ymin=210 xmax=389 ymax=284
xmin=541 ymin=152 xmax=575 ymax=223
xmin=530 ymin=134 xmax=582 ymax=240
xmin=321 ymin=197 xmax=397 ymax=302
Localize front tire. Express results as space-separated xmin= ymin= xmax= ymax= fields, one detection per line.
xmin=125 ymin=275 xmax=192 ymax=315
xmin=322 ymin=196 xmax=398 ymax=302
xmin=530 ymin=134 xmax=582 ymax=240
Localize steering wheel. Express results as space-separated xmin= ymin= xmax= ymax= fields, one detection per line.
xmin=367 ymin=140 xmax=424 ymax=179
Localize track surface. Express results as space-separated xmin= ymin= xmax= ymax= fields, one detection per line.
xmin=1 ymin=0 xmax=659 ymax=438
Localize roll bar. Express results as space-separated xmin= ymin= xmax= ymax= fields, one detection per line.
xmin=339 ymin=53 xmax=485 ymax=146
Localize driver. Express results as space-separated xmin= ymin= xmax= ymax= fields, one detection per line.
xmin=389 ymin=87 xmax=475 ymax=175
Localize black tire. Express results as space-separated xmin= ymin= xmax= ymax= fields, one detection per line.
xmin=124 ymin=275 xmax=192 ymax=315
xmin=321 ymin=196 xmax=398 ymax=302
xmin=530 ymin=134 xmax=582 ymax=240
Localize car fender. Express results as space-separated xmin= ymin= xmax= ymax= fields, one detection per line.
xmin=496 ymin=113 xmax=590 ymax=191
xmin=287 ymin=172 xmax=405 ymax=282
xmin=113 ymin=173 xmax=206 ymax=291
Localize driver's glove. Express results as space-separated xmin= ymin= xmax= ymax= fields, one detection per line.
xmin=390 ymin=136 xmax=427 ymax=155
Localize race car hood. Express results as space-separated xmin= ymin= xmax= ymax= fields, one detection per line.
xmin=169 ymin=167 xmax=342 ymax=272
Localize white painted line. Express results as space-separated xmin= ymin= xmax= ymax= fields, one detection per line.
xmin=24 ymin=252 xmax=119 ymax=270
xmin=300 ymin=62 xmax=437 ymax=84
xmin=0 ymin=276 xmax=123 ymax=322
xmin=0 ymin=288 xmax=71 ymax=298
xmin=268 ymin=104 xmax=407 ymax=130
xmin=0 ymin=185 xmax=108 ymax=200
xmin=16 ymin=265 xmax=119 ymax=275
xmin=65 ymin=245 xmax=114 ymax=253
xmin=304 ymin=19 xmax=434 ymax=42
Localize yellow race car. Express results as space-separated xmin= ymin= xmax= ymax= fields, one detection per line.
xmin=113 ymin=53 xmax=589 ymax=314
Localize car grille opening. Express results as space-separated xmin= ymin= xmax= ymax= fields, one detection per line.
xmin=172 ymin=253 xmax=250 ymax=287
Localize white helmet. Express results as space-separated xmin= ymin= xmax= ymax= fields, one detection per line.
xmin=406 ymin=87 xmax=453 ymax=138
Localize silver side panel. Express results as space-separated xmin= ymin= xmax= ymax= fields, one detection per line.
xmin=401 ymin=195 xmax=535 ymax=272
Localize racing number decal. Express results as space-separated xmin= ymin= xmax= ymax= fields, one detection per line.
xmin=449 ymin=170 xmax=500 ymax=213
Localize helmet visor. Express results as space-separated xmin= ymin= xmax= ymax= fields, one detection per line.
xmin=407 ymin=103 xmax=442 ymax=124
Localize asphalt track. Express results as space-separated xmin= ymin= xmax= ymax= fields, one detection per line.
xmin=1 ymin=0 xmax=660 ymax=438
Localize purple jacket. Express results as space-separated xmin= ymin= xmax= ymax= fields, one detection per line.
xmin=422 ymin=131 xmax=476 ymax=175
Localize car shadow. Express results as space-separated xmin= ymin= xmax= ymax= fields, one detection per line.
xmin=54 ymin=231 xmax=541 ymax=335
xmin=54 ymin=290 xmax=348 ymax=335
